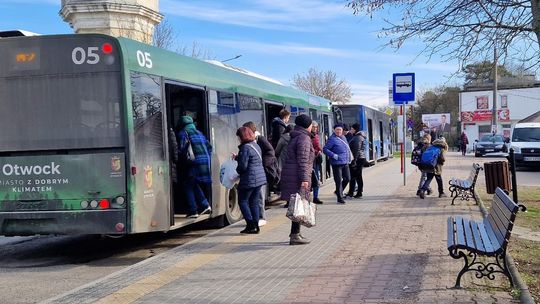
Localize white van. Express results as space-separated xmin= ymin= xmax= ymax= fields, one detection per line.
xmin=509 ymin=122 xmax=540 ymax=167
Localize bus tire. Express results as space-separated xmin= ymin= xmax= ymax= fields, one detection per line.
xmin=225 ymin=186 xmax=242 ymax=225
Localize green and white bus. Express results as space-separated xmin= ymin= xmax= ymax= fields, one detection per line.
xmin=0 ymin=33 xmax=333 ymax=236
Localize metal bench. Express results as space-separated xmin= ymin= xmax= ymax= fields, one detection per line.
xmin=447 ymin=187 xmax=526 ymax=288
xmin=448 ymin=163 xmax=482 ymax=205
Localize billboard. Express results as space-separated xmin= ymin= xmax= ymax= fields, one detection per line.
xmin=422 ymin=113 xmax=451 ymax=133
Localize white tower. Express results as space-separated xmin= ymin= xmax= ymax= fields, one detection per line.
xmin=60 ymin=0 xmax=163 ymax=44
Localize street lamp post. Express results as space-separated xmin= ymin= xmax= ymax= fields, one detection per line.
xmin=221 ymin=55 xmax=242 ymax=63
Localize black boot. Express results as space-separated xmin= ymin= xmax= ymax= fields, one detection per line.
xmin=240 ymin=221 xmax=253 ymax=234
xmin=247 ymin=220 xmax=260 ymax=234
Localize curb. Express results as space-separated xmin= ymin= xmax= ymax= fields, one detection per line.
xmin=475 ymin=190 xmax=536 ymax=304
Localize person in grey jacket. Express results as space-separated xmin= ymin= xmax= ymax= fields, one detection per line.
xmin=347 ymin=123 xmax=366 ymax=198
xmin=234 ymin=126 xmax=267 ymax=234
xmin=275 ymin=124 xmax=293 ymax=172
xmin=323 ymin=124 xmax=351 ymax=204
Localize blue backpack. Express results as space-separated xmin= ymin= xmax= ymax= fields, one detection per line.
xmin=419 ymin=146 xmax=441 ymax=169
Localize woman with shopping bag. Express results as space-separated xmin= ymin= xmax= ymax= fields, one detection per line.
xmin=280 ymin=114 xmax=315 ymax=245
xmin=233 ymin=127 xmax=267 ymax=234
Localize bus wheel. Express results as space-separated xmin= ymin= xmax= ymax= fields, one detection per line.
xmin=225 ymin=187 xmax=242 ymax=224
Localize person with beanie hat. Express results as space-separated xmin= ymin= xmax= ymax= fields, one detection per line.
xmin=280 ymin=113 xmax=315 ymax=245
xmin=177 ymin=115 xmax=212 ymax=218
xmin=323 ymin=124 xmax=352 ymax=204
xmin=295 ymin=114 xmax=312 ymax=129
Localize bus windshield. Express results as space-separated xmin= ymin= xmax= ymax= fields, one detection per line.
xmin=0 ymin=35 xmax=124 ymax=152
xmin=0 ymin=73 xmax=123 ymax=152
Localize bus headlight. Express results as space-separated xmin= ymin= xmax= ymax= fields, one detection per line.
xmin=90 ymin=200 xmax=99 ymax=208
xmin=80 ymin=200 xmax=89 ymax=209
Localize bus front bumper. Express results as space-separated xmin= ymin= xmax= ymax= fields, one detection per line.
xmin=0 ymin=209 xmax=127 ymax=236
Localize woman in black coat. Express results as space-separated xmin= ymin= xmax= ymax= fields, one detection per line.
xmin=234 ymin=127 xmax=267 ymax=234
xmin=280 ymin=114 xmax=315 ymax=245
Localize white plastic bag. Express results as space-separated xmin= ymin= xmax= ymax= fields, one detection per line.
xmin=286 ymin=193 xmax=316 ymax=228
xmin=219 ymin=160 xmax=240 ymax=189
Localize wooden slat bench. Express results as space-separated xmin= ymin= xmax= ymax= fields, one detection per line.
xmin=447 ymin=187 xmax=526 ymax=288
xmin=448 ymin=163 xmax=482 ymax=205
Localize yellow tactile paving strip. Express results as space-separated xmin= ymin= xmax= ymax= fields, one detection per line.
xmin=95 ymin=216 xmax=289 ymax=304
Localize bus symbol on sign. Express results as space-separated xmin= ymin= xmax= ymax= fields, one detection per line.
xmin=16 ymin=53 xmax=36 ymax=62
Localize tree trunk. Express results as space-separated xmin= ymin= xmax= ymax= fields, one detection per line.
xmin=532 ymin=0 xmax=540 ymax=50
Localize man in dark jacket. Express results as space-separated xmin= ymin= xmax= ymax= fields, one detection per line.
xmin=270 ymin=109 xmax=291 ymax=148
xmin=347 ymin=123 xmax=366 ymax=198
xmin=280 ymin=114 xmax=314 ymax=245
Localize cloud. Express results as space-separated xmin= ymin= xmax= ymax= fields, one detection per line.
xmin=160 ymin=0 xmax=348 ymax=31
xmin=2 ymin=0 xmax=57 ymax=4
xmin=202 ymin=38 xmax=358 ymax=58
xmin=349 ymin=82 xmax=390 ymax=107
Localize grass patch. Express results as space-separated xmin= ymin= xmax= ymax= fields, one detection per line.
xmin=479 ymin=185 xmax=540 ymax=301
xmin=508 ymin=238 xmax=540 ymax=302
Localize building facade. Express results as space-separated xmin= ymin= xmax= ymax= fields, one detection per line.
xmin=459 ymin=85 xmax=540 ymax=151
xmin=60 ymin=0 xmax=163 ymax=44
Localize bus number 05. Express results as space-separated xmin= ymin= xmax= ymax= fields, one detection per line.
xmin=72 ymin=47 xmax=100 ymax=65
xmin=136 ymin=51 xmax=153 ymax=68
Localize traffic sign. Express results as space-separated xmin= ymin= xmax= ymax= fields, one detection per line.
xmin=392 ymin=73 xmax=415 ymax=104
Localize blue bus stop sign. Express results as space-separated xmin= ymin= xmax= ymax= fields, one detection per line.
xmin=392 ymin=73 xmax=415 ymax=104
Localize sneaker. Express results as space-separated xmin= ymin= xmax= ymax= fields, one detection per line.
xmin=419 ymin=191 xmax=425 ymax=199
xmin=313 ymin=198 xmax=324 ymax=205
xmin=353 ymin=193 xmax=363 ymax=198
xmin=186 ymin=213 xmax=199 ymax=218
xmin=258 ymin=219 xmax=267 ymax=226
xmin=426 ymin=189 xmax=433 ymax=195
xmin=439 ymin=192 xmax=448 ymax=198
xmin=200 ymin=206 xmax=212 ymax=215
xmin=337 ymin=199 xmax=346 ymax=204
xmin=416 ymin=190 xmax=421 ymax=196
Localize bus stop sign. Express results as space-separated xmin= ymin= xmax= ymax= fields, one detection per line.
xmin=392 ymin=73 xmax=415 ymax=104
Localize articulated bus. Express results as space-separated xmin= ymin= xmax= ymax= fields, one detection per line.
xmin=0 ymin=33 xmax=333 ymax=236
xmin=334 ymin=105 xmax=392 ymax=164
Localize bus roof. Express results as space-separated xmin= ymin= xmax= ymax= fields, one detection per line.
xmin=116 ymin=36 xmax=331 ymax=111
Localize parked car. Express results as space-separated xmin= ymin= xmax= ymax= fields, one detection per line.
xmin=508 ymin=121 xmax=540 ymax=167
xmin=474 ymin=134 xmax=507 ymax=157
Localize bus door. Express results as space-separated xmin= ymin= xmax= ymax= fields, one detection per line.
xmin=164 ymin=81 xmax=209 ymax=219
xmin=368 ymin=119 xmax=374 ymax=161
xmin=379 ymin=121 xmax=384 ymax=157
xmin=263 ymin=100 xmax=284 ymax=140
xmin=322 ymin=114 xmax=332 ymax=180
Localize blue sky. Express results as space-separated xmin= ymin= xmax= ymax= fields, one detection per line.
xmin=1 ymin=0 xmax=462 ymax=107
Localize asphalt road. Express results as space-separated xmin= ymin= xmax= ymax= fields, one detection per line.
xmin=0 ymin=225 xmax=217 ymax=304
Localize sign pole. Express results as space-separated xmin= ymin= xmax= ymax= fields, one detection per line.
xmin=403 ymin=104 xmax=407 ymax=186
xmin=400 ymin=106 xmax=404 ymax=174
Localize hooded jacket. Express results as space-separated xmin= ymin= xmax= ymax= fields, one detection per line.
xmin=177 ymin=116 xmax=212 ymax=184
xmin=271 ymin=117 xmax=287 ymax=147
xmin=279 ymin=126 xmax=315 ymax=201
xmin=424 ymin=138 xmax=448 ymax=175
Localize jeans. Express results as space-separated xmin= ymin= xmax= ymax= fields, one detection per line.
xmin=418 ymin=171 xmax=428 ymax=190
xmin=348 ymin=162 xmax=364 ymax=196
xmin=332 ymin=164 xmax=350 ymax=201
xmin=421 ymin=173 xmax=444 ymax=194
xmin=238 ymin=185 xmax=262 ymax=223
xmin=259 ymin=186 xmax=266 ymax=220
xmin=311 ymin=166 xmax=321 ymax=199
xmin=183 ymin=177 xmax=210 ymax=215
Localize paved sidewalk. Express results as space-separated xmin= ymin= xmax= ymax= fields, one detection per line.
xmin=43 ymin=153 xmax=517 ymax=304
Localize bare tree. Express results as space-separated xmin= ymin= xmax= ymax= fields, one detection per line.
xmin=292 ymin=68 xmax=352 ymax=105
xmin=153 ymin=19 xmax=176 ymax=50
xmin=177 ymin=41 xmax=215 ymax=60
xmin=345 ymin=1 xmax=540 ymax=72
